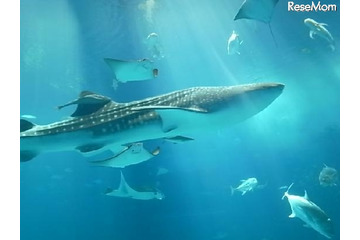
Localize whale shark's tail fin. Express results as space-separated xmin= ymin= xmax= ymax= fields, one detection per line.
xmin=20 ymin=119 xmax=39 ymax=162
xmin=282 ymin=183 xmax=294 ymax=200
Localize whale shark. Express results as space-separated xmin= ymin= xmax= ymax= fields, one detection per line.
xmin=282 ymin=183 xmax=335 ymax=239
xmin=20 ymin=82 xmax=284 ymax=162
xmin=105 ymin=171 xmax=164 ymax=200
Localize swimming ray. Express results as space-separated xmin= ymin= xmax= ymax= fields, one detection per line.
xmin=104 ymin=58 xmax=158 ymax=83
xmin=234 ymin=0 xmax=279 ymax=46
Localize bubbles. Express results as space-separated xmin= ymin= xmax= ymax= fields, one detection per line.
xmin=138 ymin=0 xmax=156 ymax=23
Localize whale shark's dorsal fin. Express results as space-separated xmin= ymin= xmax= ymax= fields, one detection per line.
xmin=57 ymin=91 xmax=112 ymax=117
xmin=20 ymin=119 xmax=35 ymax=132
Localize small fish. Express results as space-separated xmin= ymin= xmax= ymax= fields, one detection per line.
xmin=227 ymin=30 xmax=243 ymax=55
xmin=304 ymin=18 xmax=335 ymax=51
xmin=230 ymin=177 xmax=258 ymax=195
xmin=319 ymin=164 xmax=338 ymax=187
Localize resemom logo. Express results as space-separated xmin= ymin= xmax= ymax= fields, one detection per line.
xmin=288 ymin=1 xmax=338 ymax=12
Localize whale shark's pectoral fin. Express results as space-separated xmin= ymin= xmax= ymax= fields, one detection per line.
xmin=57 ymin=91 xmax=112 ymax=117
xmin=132 ymin=106 xmax=207 ymax=133
xmin=289 ymin=212 xmax=296 ymax=218
xmin=309 ymin=30 xmax=316 ymax=39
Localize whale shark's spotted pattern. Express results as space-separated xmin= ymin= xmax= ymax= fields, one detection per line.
xmin=20 ymin=82 xmax=284 ymax=162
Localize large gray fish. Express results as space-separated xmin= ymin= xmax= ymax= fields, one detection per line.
xmin=20 ymin=82 xmax=284 ymax=162
xmin=304 ymin=18 xmax=335 ymax=51
xmin=282 ymin=183 xmax=335 ymax=239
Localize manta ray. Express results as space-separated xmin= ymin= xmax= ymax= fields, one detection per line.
xmin=104 ymin=58 xmax=158 ymax=83
xmin=89 ymin=142 xmax=160 ymax=168
xmin=234 ymin=0 xmax=279 ymax=46
xmin=20 ymin=82 xmax=284 ymax=163
xmin=105 ymin=171 xmax=164 ymax=200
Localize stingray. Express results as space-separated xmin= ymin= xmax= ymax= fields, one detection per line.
xmin=234 ymin=0 xmax=279 ymax=46
xmin=104 ymin=58 xmax=158 ymax=83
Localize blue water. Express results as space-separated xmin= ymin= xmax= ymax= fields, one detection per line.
xmin=20 ymin=0 xmax=340 ymax=239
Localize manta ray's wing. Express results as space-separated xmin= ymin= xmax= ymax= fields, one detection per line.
xmin=234 ymin=0 xmax=279 ymax=23
xmin=118 ymin=171 xmax=133 ymax=194
xmin=234 ymin=0 xmax=279 ymax=46
xmin=105 ymin=171 xmax=135 ymax=197
xmin=104 ymin=58 xmax=158 ymax=83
